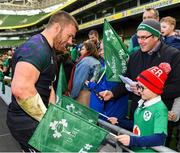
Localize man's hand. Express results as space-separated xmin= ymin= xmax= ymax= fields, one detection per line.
xmin=99 ymin=90 xmax=113 ymax=101
xmin=115 ymin=134 xmax=130 ymax=146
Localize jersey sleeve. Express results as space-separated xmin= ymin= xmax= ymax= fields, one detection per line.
xmin=16 ymin=41 xmax=50 ymax=72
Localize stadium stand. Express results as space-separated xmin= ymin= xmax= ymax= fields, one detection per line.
xmin=0 ymin=0 xmax=180 ymax=152
xmin=0 ymin=0 xmax=179 ymax=49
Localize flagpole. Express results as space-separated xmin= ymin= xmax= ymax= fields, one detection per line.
xmin=109 ymin=132 xmax=117 ymax=137
xmin=99 ymin=112 xmax=109 ymax=119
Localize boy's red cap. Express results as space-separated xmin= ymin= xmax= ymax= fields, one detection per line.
xmin=136 ymin=63 xmax=171 ymax=94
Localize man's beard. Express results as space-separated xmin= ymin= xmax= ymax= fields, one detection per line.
xmin=53 ymin=46 xmax=67 ymax=54
xmin=53 ymin=35 xmax=67 ymax=54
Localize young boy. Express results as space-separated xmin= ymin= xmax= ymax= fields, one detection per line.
xmin=113 ymin=63 xmax=171 ymax=152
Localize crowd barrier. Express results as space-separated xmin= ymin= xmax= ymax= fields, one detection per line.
xmin=0 ymin=82 xmax=11 ymax=105
xmin=0 ymin=82 xmax=177 ymax=152
xmin=98 ymin=119 xmax=177 ymax=152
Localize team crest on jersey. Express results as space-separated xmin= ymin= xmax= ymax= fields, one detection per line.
xmin=143 ymin=110 xmax=152 ymax=121
xmin=133 ymin=125 xmax=140 ymax=136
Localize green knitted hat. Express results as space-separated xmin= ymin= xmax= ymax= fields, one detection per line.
xmin=137 ymin=19 xmax=161 ymax=38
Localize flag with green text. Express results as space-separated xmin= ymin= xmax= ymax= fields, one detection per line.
xmin=103 ymin=19 xmax=129 ymax=82
xmin=56 ymin=64 xmax=68 ymax=103
xmin=29 ymin=104 xmax=108 ymax=152
xmin=61 ymin=96 xmax=99 ymax=124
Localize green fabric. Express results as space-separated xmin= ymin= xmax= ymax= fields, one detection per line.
xmin=134 ymin=100 xmax=168 ymax=136
xmin=0 ymin=71 xmax=5 ymax=94
xmin=0 ymin=71 xmax=4 ymax=80
xmin=56 ymin=64 xmax=68 ymax=103
xmin=70 ymin=47 xmax=78 ymax=62
xmin=132 ymin=147 xmax=156 ymax=152
xmin=61 ymin=96 xmax=99 ymax=124
xmin=1 ymin=80 xmax=5 ymax=94
xmin=128 ymin=38 xmax=140 ymax=55
xmin=29 ymin=104 xmax=108 ymax=152
xmin=133 ymin=100 xmax=168 ymax=152
xmin=103 ymin=19 xmax=129 ymax=82
xmin=3 ymin=58 xmax=9 ymax=67
xmin=137 ymin=23 xmax=161 ymax=38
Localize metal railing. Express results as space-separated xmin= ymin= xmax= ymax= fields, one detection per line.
xmin=98 ymin=119 xmax=177 ymax=152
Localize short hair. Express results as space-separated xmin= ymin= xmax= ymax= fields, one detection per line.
xmin=144 ymin=8 xmax=159 ymax=19
xmin=160 ymin=16 xmax=176 ymax=29
xmin=47 ymin=11 xmax=78 ymax=31
xmin=88 ymin=30 xmax=99 ymax=37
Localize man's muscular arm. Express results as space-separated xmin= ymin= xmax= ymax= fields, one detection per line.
xmin=11 ymin=62 xmax=47 ymax=121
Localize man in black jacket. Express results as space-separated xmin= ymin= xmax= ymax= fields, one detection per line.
xmin=99 ymin=19 xmax=180 ymax=147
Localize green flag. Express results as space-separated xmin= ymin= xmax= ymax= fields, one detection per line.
xmin=61 ymin=96 xmax=99 ymax=124
xmin=0 ymin=71 xmax=5 ymax=94
xmin=103 ymin=19 xmax=129 ymax=82
xmin=29 ymin=104 xmax=108 ymax=152
xmin=56 ymin=64 xmax=68 ymax=103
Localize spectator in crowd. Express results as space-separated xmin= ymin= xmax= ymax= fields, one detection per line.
xmin=86 ymin=41 xmax=129 ymax=129
xmin=53 ymin=51 xmax=74 ymax=91
xmin=6 ymin=11 xmax=78 ymax=152
xmin=69 ymin=41 xmax=100 ymax=106
xmin=2 ymin=53 xmax=8 ymax=74
xmin=115 ymin=63 xmax=170 ymax=152
xmin=160 ymin=16 xmax=180 ymax=50
xmin=99 ymin=19 xmax=180 ymax=147
xmin=88 ymin=29 xmax=100 ymax=50
xmin=175 ymin=29 xmax=180 ymax=36
xmin=128 ymin=8 xmax=159 ymax=54
xmin=0 ymin=64 xmax=5 ymax=94
xmin=168 ymin=97 xmax=180 ymax=151
xmin=169 ymin=97 xmax=180 ymax=122
xmin=3 ymin=50 xmax=13 ymax=77
xmin=160 ymin=16 xmax=180 ymax=148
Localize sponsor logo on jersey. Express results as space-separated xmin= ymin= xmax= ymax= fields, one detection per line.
xmin=133 ymin=125 xmax=140 ymax=136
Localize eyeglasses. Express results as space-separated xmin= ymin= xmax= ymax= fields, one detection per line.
xmin=137 ymin=34 xmax=153 ymax=41
xmin=136 ymin=84 xmax=146 ymax=92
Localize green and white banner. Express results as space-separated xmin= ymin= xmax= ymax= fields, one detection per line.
xmin=103 ymin=19 xmax=129 ymax=82
xmin=56 ymin=64 xmax=68 ymax=103
xmin=61 ymin=96 xmax=99 ymax=124
xmin=29 ymin=104 xmax=108 ymax=152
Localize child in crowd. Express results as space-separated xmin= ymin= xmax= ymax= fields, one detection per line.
xmin=69 ymin=41 xmax=100 ymax=106
xmin=168 ymin=97 xmax=180 ymax=151
xmin=160 ymin=16 xmax=180 ymax=50
xmin=86 ymin=41 xmax=129 ymax=129
xmin=110 ymin=63 xmax=171 ymax=152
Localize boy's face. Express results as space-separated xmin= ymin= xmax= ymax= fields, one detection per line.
xmin=160 ymin=21 xmax=174 ymax=36
xmin=137 ymin=82 xmax=157 ymax=101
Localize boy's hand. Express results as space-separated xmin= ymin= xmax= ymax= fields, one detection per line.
xmin=85 ymin=80 xmax=89 ymax=86
xmin=108 ymin=117 xmax=118 ymax=125
xmin=130 ymin=82 xmax=140 ymax=96
xmin=99 ymin=90 xmax=113 ymax=101
xmin=115 ymin=134 xmax=130 ymax=146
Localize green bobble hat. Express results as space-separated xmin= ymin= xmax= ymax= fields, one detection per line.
xmin=137 ymin=19 xmax=161 ymax=38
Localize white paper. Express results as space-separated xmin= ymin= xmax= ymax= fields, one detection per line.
xmin=119 ymin=75 xmax=134 ymax=85
xmin=119 ymin=75 xmax=137 ymax=92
